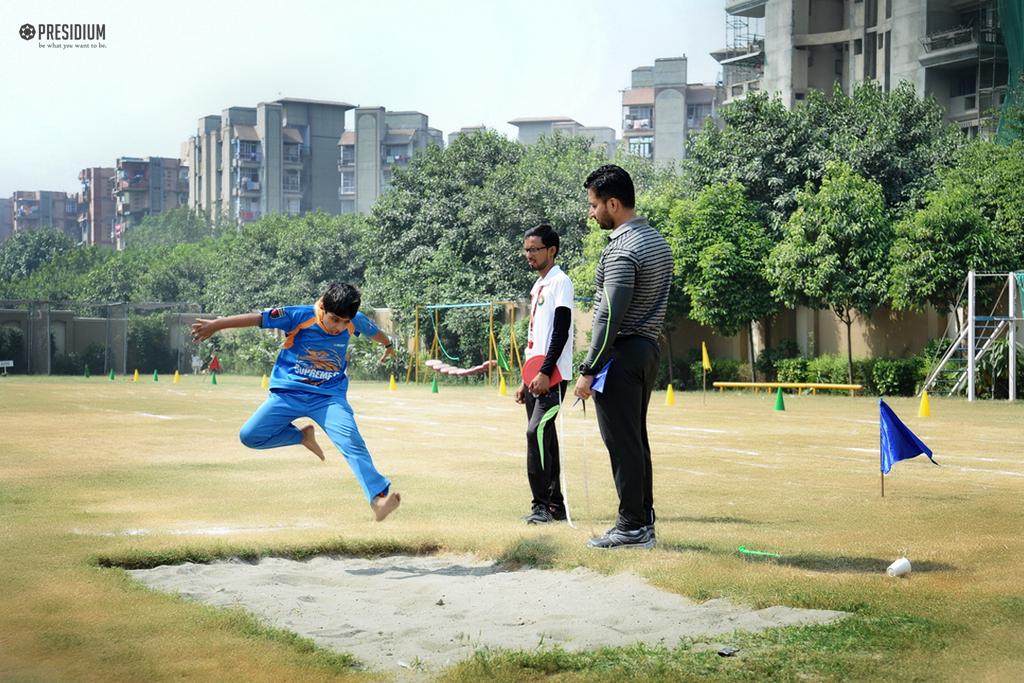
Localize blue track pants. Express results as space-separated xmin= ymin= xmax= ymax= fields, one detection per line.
xmin=239 ymin=389 xmax=390 ymax=504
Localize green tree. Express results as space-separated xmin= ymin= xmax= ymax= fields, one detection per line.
xmin=684 ymin=82 xmax=961 ymax=226
xmin=767 ymin=162 xmax=892 ymax=383
xmin=126 ymin=208 xmax=225 ymax=250
xmin=366 ymin=130 xmax=607 ymax=361
xmin=5 ymin=246 xmax=114 ymax=302
xmin=205 ymin=211 xmax=369 ymax=315
xmin=0 ymin=228 xmax=76 ymax=286
xmin=889 ymin=139 xmax=1024 ymax=317
xmin=671 ymin=181 xmax=778 ymax=338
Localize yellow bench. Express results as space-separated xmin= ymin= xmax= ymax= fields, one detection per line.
xmin=712 ymin=382 xmax=862 ymax=396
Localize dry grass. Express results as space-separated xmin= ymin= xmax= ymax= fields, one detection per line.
xmin=1 ymin=374 xmax=1022 ymax=681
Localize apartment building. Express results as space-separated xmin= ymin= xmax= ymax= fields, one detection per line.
xmin=620 ymin=57 xmax=720 ymax=170
xmin=76 ymin=167 xmax=116 ymax=248
xmin=507 ymin=116 xmax=617 ymax=158
xmin=189 ymin=98 xmax=353 ymax=224
xmin=112 ymin=157 xmax=188 ymax=247
xmin=448 ymin=124 xmax=489 ymax=147
xmin=0 ymin=198 xmax=12 ymax=243
xmin=339 ymin=108 xmax=443 ymax=214
xmin=718 ymin=0 xmax=1018 ymax=135
xmin=10 ymin=191 xmax=78 ymax=240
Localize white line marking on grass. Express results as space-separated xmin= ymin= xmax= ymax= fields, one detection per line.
xmin=360 ymin=415 xmax=440 ymax=426
xmin=134 ymin=412 xmax=175 ymax=420
xmin=955 ymin=467 xmax=1024 ymax=477
xmin=79 ymin=523 xmax=328 ymax=537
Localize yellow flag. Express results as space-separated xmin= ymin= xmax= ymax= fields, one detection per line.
xmin=702 ymin=342 xmax=712 ymax=371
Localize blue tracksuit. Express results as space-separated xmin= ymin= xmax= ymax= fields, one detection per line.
xmin=238 ymin=305 xmax=390 ymax=503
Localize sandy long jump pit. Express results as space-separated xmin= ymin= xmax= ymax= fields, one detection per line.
xmin=130 ymin=553 xmax=848 ymax=673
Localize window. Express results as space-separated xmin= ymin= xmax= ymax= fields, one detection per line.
xmin=341 ymin=145 xmax=354 ymax=165
xmin=283 ymin=143 xmax=301 ymax=163
xmin=629 ymin=136 xmax=653 ymax=159
xmin=286 ymin=198 xmax=301 ymax=215
xmin=237 ymin=140 xmax=261 ymax=162
xmin=624 ymin=105 xmax=653 ymax=129
xmin=283 ymin=170 xmax=300 ymax=192
xmin=951 ymin=69 xmax=977 ymax=97
xmin=340 ymin=172 xmax=355 ymax=194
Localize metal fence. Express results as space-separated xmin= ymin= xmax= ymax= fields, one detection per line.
xmin=0 ymin=300 xmax=202 ymax=376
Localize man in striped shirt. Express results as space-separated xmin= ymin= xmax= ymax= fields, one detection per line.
xmin=574 ymin=165 xmax=674 ymax=549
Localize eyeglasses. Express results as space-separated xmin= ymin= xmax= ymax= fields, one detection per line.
xmin=522 ymin=246 xmax=551 ymax=255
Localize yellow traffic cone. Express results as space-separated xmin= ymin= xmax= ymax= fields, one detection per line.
xmin=174 ymin=370 xmax=180 ymax=383
xmin=133 ymin=369 xmax=139 ymax=382
xmin=261 ymin=373 xmax=269 ymax=388
xmin=389 ymin=374 xmax=396 ymax=391
xmin=665 ymin=384 xmax=675 ymax=406
xmin=918 ymin=390 xmax=931 ymax=417
xmin=499 ymin=375 xmax=507 ymax=396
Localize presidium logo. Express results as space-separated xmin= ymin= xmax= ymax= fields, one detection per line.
xmin=20 ymin=23 xmax=107 ymax=48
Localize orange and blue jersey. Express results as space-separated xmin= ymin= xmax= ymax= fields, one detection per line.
xmin=260 ymin=305 xmax=378 ymax=396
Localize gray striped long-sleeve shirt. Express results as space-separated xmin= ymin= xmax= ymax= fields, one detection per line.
xmin=583 ymin=217 xmax=674 ymax=371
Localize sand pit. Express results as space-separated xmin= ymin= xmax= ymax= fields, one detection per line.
xmin=130 ymin=554 xmax=848 ymax=673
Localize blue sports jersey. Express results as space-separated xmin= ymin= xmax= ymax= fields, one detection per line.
xmin=260 ymin=305 xmax=378 ymax=396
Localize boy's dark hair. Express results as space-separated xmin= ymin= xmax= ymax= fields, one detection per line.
xmin=321 ymin=282 xmax=361 ymax=318
xmin=583 ymin=164 xmax=636 ymax=209
xmin=524 ymin=223 xmax=560 ymax=257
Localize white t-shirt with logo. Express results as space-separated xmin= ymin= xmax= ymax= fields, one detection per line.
xmin=527 ymin=264 xmax=574 ymax=382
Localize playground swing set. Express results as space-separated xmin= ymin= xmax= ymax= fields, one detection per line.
xmin=405 ymin=302 xmax=525 ymax=389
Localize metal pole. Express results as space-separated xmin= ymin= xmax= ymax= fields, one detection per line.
xmin=46 ymin=301 xmax=51 ymax=376
xmin=123 ymin=304 xmax=129 ymax=376
xmin=104 ymin=303 xmax=110 ymax=374
xmin=1010 ymin=272 xmax=1018 ymax=401
xmin=968 ymin=271 xmax=976 ymax=402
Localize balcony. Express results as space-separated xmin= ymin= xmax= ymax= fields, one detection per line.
xmin=726 ymin=0 xmax=766 ymax=18
xmin=234 ymin=150 xmax=262 ymax=165
xmin=623 ymin=117 xmax=653 ymax=131
xmin=282 ymin=181 xmax=301 ymax=193
xmin=338 ymin=185 xmax=355 ymax=197
xmin=238 ymin=179 xmax=260 ymax=194
xmin=919 ymin=26 xmax=993 ymax=68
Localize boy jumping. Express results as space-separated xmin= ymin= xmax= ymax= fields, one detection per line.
xmin=190 ymin=282 xmax=401 ymax=521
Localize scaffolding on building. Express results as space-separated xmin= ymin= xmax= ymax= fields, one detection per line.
xmin=714 ymin=13 xmax=764 ymax=104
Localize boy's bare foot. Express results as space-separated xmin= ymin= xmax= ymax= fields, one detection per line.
xmin=300 ymin=424 xmax=324 ymax=461
xmin=371 ymin=492 xmax=401 ymax=521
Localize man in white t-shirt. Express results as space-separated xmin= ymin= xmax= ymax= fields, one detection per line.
xmin=514 ymin=224 xmax=574 ymax=524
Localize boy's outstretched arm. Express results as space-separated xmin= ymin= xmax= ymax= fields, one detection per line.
xmin=191 ymin=314 xmax=263 ymax=342
xmin=368 ymin=330 xmax=398 ymax=364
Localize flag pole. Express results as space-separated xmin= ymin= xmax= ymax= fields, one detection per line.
xmin=881 ymin=471 xmax=884 ymax=498
xmin=702 ymin=366 xmax=707 ymax=405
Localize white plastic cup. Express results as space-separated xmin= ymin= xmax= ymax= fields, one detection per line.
xmin=887 ymin=557 xmax=911 ymax=577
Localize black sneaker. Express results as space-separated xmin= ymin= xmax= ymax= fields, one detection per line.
xmin=549 ymin=506 xmax=568 ymax=522
xmin=525 ymin=504 xmax=553 ymax=525
xmin=587 ymin=525 xmax=656 ymax=549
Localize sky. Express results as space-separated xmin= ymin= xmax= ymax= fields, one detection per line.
xmin=0 ymin=0 xmax=731 ymax=197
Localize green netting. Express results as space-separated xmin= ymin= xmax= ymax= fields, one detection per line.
xmin=998 ymin=0 xmax=1022 ymax=137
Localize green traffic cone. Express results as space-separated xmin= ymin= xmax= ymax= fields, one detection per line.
xmin=84 ymin=364 xmax=90 ymax=378
xmin=108 ymin=369 xmax=115 ymax=381
xmin=431 ymin=375 xmax=438 ymax=393
xmin=774 ymin=387 xmax=785 ymax=411
xmin=211 ymin=370 xmax=217 ymax=385
xmin=153 ymin=370 xmax=159 ymax=381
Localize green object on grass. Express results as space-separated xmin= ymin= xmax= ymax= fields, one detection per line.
xmin=739 ymin=546 xmax=780 ymax=557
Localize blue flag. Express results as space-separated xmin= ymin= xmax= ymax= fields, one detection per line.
xmin=573 ymin=359 xmax=613 ymax=407
xmin=591 ymin=359 xmax=613 ymax=393
xmin=880 ymin=399 xmax=937 ymax=474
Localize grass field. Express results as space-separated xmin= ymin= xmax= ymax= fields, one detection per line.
xmin=1 ymin=374 xmax=1022 ymax=682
